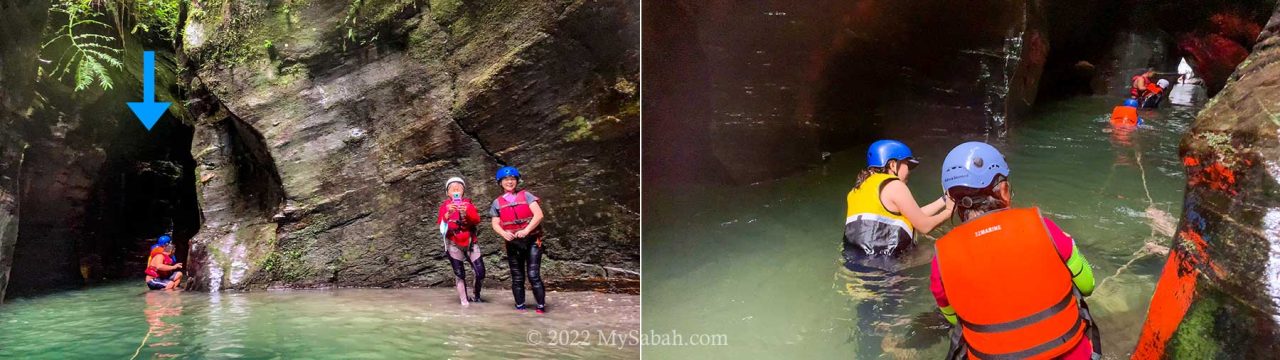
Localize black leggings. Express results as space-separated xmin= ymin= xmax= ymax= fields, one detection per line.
xmin=447 ymin=243 xmax=486 ymax=300
xmin=506 ymin=241 xmax=545 ymax=307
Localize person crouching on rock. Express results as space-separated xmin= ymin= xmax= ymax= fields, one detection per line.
xmin=438 ymin=176 xmax=486 ymax=306
xmin=145 ymin=243 xmax=183 ymax=291
xmin=489 ymin=166 xmax=548 ymax=314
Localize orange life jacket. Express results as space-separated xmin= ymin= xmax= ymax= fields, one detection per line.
xmin=497 ymin=190 xmax=542 ymax=243
xmin=1145 ymin=83 xmax=1163 ymax=95
xmin=935 ymin=208 xmax=1087 ymax=359
xmin=1110 ymin=106 xmax=1138 ymax=127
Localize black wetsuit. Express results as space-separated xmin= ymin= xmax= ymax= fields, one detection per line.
xmin=506 ymin=238 xmax=546 ymax=308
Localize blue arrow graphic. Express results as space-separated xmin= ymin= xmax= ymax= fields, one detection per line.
xmin=126 ymin=51 xmax=170 ymax=131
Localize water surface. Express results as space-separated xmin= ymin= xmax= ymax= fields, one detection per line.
xmin=0 ymin=284 xmax=639 ymax=359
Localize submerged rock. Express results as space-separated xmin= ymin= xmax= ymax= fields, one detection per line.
xmin=1133 ymin=6 xmax=1280 ymax=358
xmin=183 ymin=0 xmax=638 ymax=290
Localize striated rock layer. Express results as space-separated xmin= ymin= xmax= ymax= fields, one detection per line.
xmin=182 ymin=0 xmax=638 ymax=290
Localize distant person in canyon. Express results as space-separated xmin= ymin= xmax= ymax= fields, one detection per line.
xmin=1130 ymin=68 xmax=1156 ymax=99
xmin=489 ymin=166 xmax=548 ymax=314
xmin=1177 ymin=57 xmax=1196 ymax=84
xmin=843 ymin=140 xmax=954 ymax=271
xmin=1141 ymin=79 xmax=1170 ymax=108
xmin=1110 ymin=98 xmax=1143 ymax=128
xmin=145 ymin=243 xmax=184 ymax=291
xmin=437 ymin=177 xmax=485 ymax=306
xmin=930 ymin=142 xmax=1100 ymax=360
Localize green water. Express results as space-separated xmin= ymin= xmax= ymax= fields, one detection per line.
xmin=642 ymin=94 xmax=1202 ymax=359
xmin=0 ymin=284 xmax=639 ymax=359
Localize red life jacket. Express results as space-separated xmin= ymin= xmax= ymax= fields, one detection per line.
xmin=148 ymin=246 xmax=176 ymax=263
xmin=497 ymin=190 xmax=542 ymax=241
xmin=145 ymin=253 xmax=174 ymax=278
xmin=1130 ymin=75 xmax=1151 ymax=97
xmin=441 ymin=198 xmax=477 ymax=247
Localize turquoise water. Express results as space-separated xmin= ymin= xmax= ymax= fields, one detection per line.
xmin=0 ymin=283 xmax=639 ymax=359
xmin=642 ymin=93 xmax=1202 ymax=359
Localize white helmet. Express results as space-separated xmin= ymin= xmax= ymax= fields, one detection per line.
xmin=1157 ymin=79 xmax=1170 ymax=89
xmin=445 ymin=177 xmax=466 ymax=190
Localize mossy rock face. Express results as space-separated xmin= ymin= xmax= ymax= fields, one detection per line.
xmin=181 ymin=0 xmax=638 ymax=290
xmin=0 ymin=131 xmax=25 ymax=305
xmin=1133 ymin=5 xmax=1280 ymax=357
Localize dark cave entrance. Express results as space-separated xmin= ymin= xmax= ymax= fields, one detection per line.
xmin=5 ymin=98 xmax=200 ymax=300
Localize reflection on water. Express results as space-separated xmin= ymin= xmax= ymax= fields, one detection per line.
xmin=643 ymin=92 xmax=1202 ymax=359
xmin=0 ymin=284 xmax=639 ymax=359
xmin=141 ymin=292 xmax=185 ymax=358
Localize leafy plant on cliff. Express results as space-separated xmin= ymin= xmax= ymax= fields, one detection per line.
xmin=128 ymin=0 xmax=182 ymax=41
xmin=341 ymin=0 xmax=365 ymax=51
xmin=40 ymin=1 xmax=123 ymax=91
xmin=37 ymin=0 xmax=182 ymax=92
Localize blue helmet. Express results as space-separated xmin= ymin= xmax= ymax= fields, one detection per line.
xmin=495 ymin=166 xmax=521 ymax=182
xmin=866 ymin=140 xmax=919 ymax=168
xmin=941 ymin=142 xmax=1010 ymax=192
xmin=157 ymin=235 xmax=172 ymax=246
xmin=1123 ymin=98 xmax=1139 ymax=108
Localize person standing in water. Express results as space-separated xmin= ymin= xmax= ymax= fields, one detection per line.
xmin=437 ymin=177 xmax=485 ymax=306
xmin=489 ymin=166 xmax=548 ymax=314
xmin=844 ymin=139 xmax=954 ymax=268
xmin=930 ymin=142 xmax=1100 ymax=360
xmin=838 ymin=139 xmax=953 ymax=355
xmin=145 ymin=243 xmax=183 ymax=291
xmin=1110 ymin=98 xmax=1143 ymax=128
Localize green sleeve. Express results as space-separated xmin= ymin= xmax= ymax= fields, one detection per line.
xmin=939 ymin=305 xmax=957 ymax=325
xmin=1066 ymin=245 xmax=1095 ymax=296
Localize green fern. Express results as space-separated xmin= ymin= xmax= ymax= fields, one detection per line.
xmin=40 ymin=2 xmax=123 ymax=91
xmin=341 ymin=0 xmax=365 ymax=51
xmin=129 ymin=0 xmax=181 ymax=41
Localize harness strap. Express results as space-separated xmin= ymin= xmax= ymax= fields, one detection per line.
xmin=968 ymin=318 xmax=1084 ymax=360
xmin=958 ymin=289 xmax=1075 ymax=333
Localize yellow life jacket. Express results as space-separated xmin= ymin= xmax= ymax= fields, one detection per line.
xmin=844 ymin=173 xmax=914 ymax=255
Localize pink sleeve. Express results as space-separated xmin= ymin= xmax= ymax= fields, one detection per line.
xmin=1043 ymin=218 xmax=1074 ymax=261
xmin=930 ymin=255 xmax=949 ymax=307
